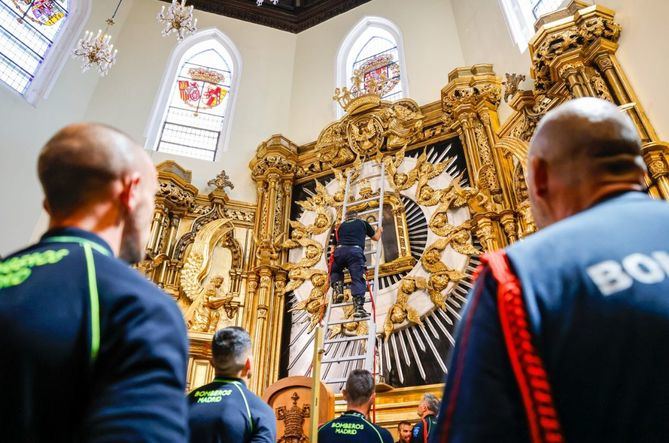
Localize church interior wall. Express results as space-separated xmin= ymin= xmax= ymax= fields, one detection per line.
xmin=450 ymin=0 xmax=669 ymax=138
xmin=1 ymin=0 xmax=667 ymax=254
xmin=0 ymin=0 xmax=136 ymax=255
xmin=288 ymin=0 xmax=466 ymax=144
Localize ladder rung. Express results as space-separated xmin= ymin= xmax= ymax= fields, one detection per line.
xmin=364 ymin=249 xmax=378 ymax=255
xmin=327 ymin=316 xmax=373 ymax=326
xmin=324 ymin=335 xmax=369 ymax=345
xmin=352 ymin=173 xmax=383 ymax=185
xmin=356 ymin=208 xmax=380 ymax=216
xmin=324 ymin=377 xmax=349 ymax=384
xmin=322 ymin=354 xmax=368 ymax=364
xmin=346 ymin=196 xmax=381 ymax=206
xmin=330 ymin=298 xmax=372 ymax=308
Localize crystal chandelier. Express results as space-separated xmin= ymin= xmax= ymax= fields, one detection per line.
xmin=73 ymin=1 xmax=123 ymax=76
xmin=158 ymin=0 xmax=198 ymax=41
xmin=256 ymin=0 xmax=279 ymax=5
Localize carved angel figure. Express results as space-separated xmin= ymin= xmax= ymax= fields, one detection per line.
xmin=421 ymin=238 xmax=469 ymax=280
xmin=384 ymin=145 xmax=419 ymax=191
xmin=427 ymin=271 xmax=461 ymax=309
xmin=282 ymin=240 xmax=323 ymax=271
xmin=427 ymin=218 xmax=479 ymax=256
xmin=383 ymin=103 xmax=424 ymax=149
xmin=185 ymin=275 xmax=239 ymax=333
xmin=383 ymin=276 xmax=426 ymax=337
xmin=290 ymin=271 xmax=328 ymax=333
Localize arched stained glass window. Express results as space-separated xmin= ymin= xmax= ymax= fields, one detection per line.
xmin=336 ymin=17 xmax=407 ymax=117
xmin=147 ymin=30 xmax=241 ymax=162
xmin=499 ymin=0 xmax=568 ymax=51
xmin=0 ymin=0 xmax=89 ymax=103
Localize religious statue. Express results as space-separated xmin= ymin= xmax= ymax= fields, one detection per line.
xmin=276 ymin=392 xmax=310 ymax=443
xmin=384 ymin=276 xmax=426 ymax=337
xmin=290 ymin=271 xmax=328 ymax=332
xmin=185 ymin=275 xmax=239 ymax=333
xmin=383 ymin=145 xmax=418 ymax=191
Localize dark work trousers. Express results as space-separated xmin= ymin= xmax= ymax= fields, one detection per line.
xmin=330 ymin=245 xmax=367 ymax=299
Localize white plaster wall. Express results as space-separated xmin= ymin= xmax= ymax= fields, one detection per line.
xmin=288 ymin=0 xmax=466 ymax=144
xmin=450 ymin=0 xmax=669 ymax=137
xmin=0 ymin=0 xmax=135 ymax=255
xmin=84 ymin=0 xmax=297 ymax=200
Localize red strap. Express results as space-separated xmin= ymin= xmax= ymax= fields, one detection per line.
xmin=483 ymin=251 xmax=564 ymax=443
xmin=422 ymin=418 xmax=429 ymax=443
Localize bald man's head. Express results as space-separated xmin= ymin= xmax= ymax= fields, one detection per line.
xmin=527 ymin=98 xmax=645 ymax=228
xmin=38 ymin=123 xmax=157 ymax=262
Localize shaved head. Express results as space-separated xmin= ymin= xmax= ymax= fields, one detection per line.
xmin=38 ymin=123 xmax=158 ymax=262
xmin=527 ymin=98 xmax=645 ymax=228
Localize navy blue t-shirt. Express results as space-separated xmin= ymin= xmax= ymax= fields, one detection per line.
xmin=433 ymin=192 xmax=669 ymax=443
xmin=188 ymin=377 xmax=276 ymax=443
xmin=319 ymin=411 xmax=393 ymax=443
xmin=0 ymin=227 xmax=189 ymax=442
xmin=335 ymin=219 xmax=376 ymax=249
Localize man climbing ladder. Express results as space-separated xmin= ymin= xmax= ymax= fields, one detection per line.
xmin=329 ymin=211 xmax=383 ymax=318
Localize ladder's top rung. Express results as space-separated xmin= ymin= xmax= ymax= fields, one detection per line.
xmin=326 ymin=317 xmax=374 ymax=326
xmin=324 ymin=335 xmax=369 ymax=344
xmin=322 ymin=354 xmax=368 ymax=364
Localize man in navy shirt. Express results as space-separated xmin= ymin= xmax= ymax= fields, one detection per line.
xmin=331 ymin=212 xmax=383 ymax=318
xmin=188 ymin=327 xmax=276 ymax=442
xmin=411 ymin=394 xmax=439 ymax=443
xmin=319 ymin=369 xmax=393 ymax=443
xmin=0 ymin=123 xmax=189 ymax=441
xmin=433 ymin=98 xmax=669 ymax=442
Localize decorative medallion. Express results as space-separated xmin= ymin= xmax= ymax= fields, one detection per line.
xmin=178 ymin=67 xmax=228 ymax=110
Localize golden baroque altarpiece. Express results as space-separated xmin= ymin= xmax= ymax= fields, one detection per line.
xmin=138 ymin=0 xmax=669 ymax=431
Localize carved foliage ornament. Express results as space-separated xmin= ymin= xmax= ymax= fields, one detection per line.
xmin=532 ymin=16 xmax=621 ymax=93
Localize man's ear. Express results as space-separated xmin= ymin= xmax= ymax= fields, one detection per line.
xmin=530 ymin=156 xmax=549 ymax=199
xmin=118 ymin=173 xmax=142 ymax=213
xmin=42 ymin=199 xmax=51 ymax=215
xmin=341 ymin=389 xmax=348 ymax=402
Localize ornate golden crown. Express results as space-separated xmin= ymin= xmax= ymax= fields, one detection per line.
xmin=333 ymin=53 xmax=400 ymax=114
xmin=188 ymin=67 xmax=225 ymax=84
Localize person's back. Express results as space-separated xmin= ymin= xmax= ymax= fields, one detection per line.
xmin=318 ymin=369 xmax=393 ymax=443
xmin=507 ymin=191 xmax=669 ymax=441
xmin=0 ymin=123 xmax=189 ymax=441
xmin=188 ymin=377 xmax=275 ymax=443
xmin=319 ymin=410 xmax=393 ymax=443
xmin=433 ymin=98 xmax=669 ymax=443
xmin=337 ymin=218 xmax=375 ymax=249
xmin=187 ymin=327 xmax=276 ymax=442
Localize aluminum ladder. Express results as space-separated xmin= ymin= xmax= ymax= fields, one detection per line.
xmin=318 ymin=160 xmax=386 ymax=390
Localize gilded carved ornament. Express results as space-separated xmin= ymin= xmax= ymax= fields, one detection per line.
xmin=276 ymin=392 xmax=310 ymax=443
xmin=180 ymin=218 xmax=241 ymax=333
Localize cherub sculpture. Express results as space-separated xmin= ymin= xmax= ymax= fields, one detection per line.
xmin=383 ymin=276 xmax=426 ymax=337
xmin=290 ymin=271 xmax=329 ymax=332
xmin=185 ymin=275 xmax=239 ymax=333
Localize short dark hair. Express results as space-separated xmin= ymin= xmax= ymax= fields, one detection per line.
xmin=397 ymin=420 xmax=411 ymax=429
xmin=345 ymin=369 xmax=375 ymax=406
xmin=37 ymin=123 xmax=138 ymax=218
xmin=211 ymin=327 xmax=252 ymax=376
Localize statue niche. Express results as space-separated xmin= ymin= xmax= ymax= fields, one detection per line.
xmin=180 ymin=218 xmax=242 ymax=333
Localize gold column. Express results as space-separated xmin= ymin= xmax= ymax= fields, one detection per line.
xmin=441 ymin=64 xmax=515 ymax=250
xmin=247 ymin=135 xmax=298 ymax=394
xmin=529 ymin=1 xmax=669 ymax=200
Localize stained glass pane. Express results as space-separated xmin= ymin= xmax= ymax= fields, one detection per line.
xmin=528 ymin=0 xmax=564 ymax=19
xmin=350 ymin=31 xmax=402 ymax=101
xmin=156 ymin=43 xmax=235 ymax=162
xmin=0 ymin=0 xmax=68 ymax=95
